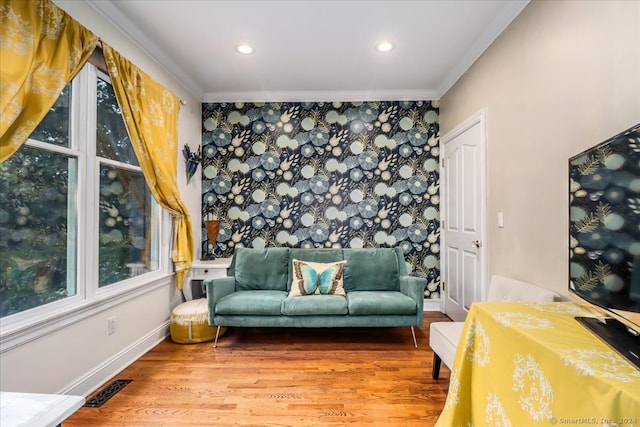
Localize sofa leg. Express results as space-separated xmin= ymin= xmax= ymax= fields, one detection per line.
xmin=410 ymin=326 xmax=418 ymax=348
xmin=432 ymin=353 xmax=442 ymax=379
xmin=213 ymin=326 xmax=221 ymax=348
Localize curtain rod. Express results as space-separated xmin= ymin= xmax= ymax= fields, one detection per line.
xmin=95 ymin=40 xmax=187 ymax=107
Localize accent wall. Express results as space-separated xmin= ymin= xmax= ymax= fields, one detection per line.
xmin=201 ymin=101 xmax=441 ymax=298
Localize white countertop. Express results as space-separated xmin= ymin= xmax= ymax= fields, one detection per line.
xmin=0 ymin=391 xmax=85 ymax=427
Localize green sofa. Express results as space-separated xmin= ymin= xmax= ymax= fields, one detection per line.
xmin=205 ymin=247 xmax=426 ymax=347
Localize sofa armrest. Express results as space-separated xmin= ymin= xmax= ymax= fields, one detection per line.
xmin=205 ymin=276 xmax=235 ymax=324
xmin=399 ymin=275 xmax=426 ymax=325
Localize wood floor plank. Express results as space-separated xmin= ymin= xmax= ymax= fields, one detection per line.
xmin=65 ymin=312 xmax=451 ymax=426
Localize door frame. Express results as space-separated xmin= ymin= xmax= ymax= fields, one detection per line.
xmin=439 ymin=109 xmax=488 ymax=313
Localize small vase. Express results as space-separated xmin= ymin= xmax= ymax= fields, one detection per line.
xmin=204 ymin=220 xmax=221 ymax=257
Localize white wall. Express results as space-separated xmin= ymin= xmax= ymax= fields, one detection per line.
xmin=440 ymin=0 xmax=640 ymax=296
xmin=0 ymin=1 xmax=202 ymax=395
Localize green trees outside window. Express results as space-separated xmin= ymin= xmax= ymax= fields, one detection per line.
xmin=0 ymin=65 xmax=159 ymax=318
xmin=0 ymin=145 xmax=76 ymax=316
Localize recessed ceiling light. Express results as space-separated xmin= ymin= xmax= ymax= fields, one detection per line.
xmin=235 ymin=44 xmax=255 ymax=55
xmin=375 ymin=42 xmax=394 ymax=53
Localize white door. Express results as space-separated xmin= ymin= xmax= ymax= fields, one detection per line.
xmin=440 ymin=111 xmax=487 ymax=322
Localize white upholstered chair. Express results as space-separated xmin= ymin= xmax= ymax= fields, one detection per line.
xmin=429 ymin=275 xmax=559 ymax=379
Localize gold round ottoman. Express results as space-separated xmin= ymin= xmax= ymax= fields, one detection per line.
xmin=170 ymin=298 xmax=225 ymax=344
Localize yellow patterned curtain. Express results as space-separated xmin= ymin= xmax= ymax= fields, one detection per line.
xmin=102 ymin=43 xmax=193 ymax=290
xmin=0 ymin=0 xmax=98 ymax=162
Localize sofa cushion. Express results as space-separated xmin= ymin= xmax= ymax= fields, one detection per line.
xmin=234 ymin=247 xmax=289 ymax=291
xmin=289 ymin=260 xmax=346 ymax=296
xmin=287 ymin=249 xmax=344 ymax=290
xmin=394 ymin=246 xmax=409 ymax=276
xmin=281 ymin=295 xmax=348 ymax=316
xmin=347 ymin=291 xmax=416 ymax=315
xmin=215 ymin=290 xmax=287 ymax=315
xmin=343 ymin=248 xmax=399 ymax=291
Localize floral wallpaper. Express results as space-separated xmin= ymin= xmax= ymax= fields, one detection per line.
xmin=201 ymin=101 xmax=441 ymax=298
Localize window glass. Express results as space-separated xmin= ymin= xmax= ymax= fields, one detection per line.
xmin=96 ymin=77 xmax=138 ymax=166
xmin=30 ymin=84 xmax=71 ymax=147
xmin=98 ymin=164 xmax=157 ymax=286
xmin=1 ymin=64 xmax=162 ymax=320
xmin=0 ymin=145 xmax=77 ymax=317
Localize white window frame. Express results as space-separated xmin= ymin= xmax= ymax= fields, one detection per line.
xmin=0 ymin=63 xmax=174 ymax=352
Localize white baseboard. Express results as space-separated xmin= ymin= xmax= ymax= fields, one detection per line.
xmin=62 ymin=322 xmax=170 ymax=397
xmin=423 ymin=299 xmax=442 ymax=312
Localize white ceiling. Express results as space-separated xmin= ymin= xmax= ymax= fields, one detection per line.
xmin=86 ymin=0 xmax=529 ymax=102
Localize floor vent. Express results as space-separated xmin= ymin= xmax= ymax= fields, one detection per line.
xmin=84 ymin=379 xmax=132 ymax=407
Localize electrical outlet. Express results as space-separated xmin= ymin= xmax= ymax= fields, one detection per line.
xmin=108 ymin=316 xmax=116 ymax=335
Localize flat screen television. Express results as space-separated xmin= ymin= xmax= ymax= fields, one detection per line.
xmin=568 ymin=122 xmax=640 ymax=370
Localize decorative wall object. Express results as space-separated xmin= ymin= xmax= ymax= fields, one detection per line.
xmin=201 ymin=101 xmax=441 ymax=298
xmin=182 ymin=144 xmax=201 ymax=184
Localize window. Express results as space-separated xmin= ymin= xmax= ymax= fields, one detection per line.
xmin=0 ymin=143 xmax=78 ymax=315
xmin=0 ymin=62 xmax=162 ymax=320
xmin=95 ymin=75 xmax=159 ymax=287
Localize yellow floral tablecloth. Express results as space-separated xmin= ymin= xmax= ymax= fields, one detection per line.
xmin=435 ymin=302 xmax=640 ymax=427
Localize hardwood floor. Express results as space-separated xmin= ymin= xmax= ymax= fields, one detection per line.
xmin=65 ymin=312 xmax=451 ymax=427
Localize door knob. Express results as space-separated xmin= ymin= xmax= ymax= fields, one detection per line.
xmin=472 ymin=240 xmax=482 ymax=248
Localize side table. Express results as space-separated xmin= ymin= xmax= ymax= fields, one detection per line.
xmin=184 ymin=258 xmax=232 ymax=300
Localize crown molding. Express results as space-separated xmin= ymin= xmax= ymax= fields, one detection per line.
xmin=84 ymin=0 xmax=204 ymax=99
xmin=202 ymin=89 xmax=440 ymax=104
xmin=82 ymin=0 xmax=527 ymax=103
xmin=437 ymin=0 xmax=530 ymax=97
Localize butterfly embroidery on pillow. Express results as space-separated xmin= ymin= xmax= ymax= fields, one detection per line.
xmin=291 ymin=260 xmax=346 ymax=296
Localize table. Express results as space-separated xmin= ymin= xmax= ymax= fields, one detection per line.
xmin=184 ymin=258 xmax=231 ymax=300
xmin=435 ymin=302 xmax=640 ymax=426
xmin=0 ymin=391 xmax=85 ymax=427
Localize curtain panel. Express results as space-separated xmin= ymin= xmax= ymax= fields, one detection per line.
xmin=102 ymin=44 xmax=194 ymax=290
xmin=0 ymin=0 xmax=98 ymax=162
